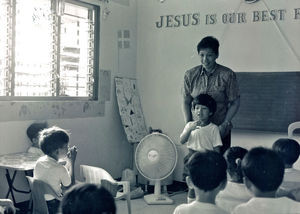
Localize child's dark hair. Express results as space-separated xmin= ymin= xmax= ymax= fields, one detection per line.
xmin=187 ymin=150 xmax=227 ymax=191
xmin=272 ymin=138 xmax=300 ymax=165
xmin=192 ymin=94 xmax=217 ymax=115
xmin=39 ymin=126 xmax=69 ymax=155
xmin=61 ymin=183 xmax=116 ymax=214
xmin=197 ymin=36 xmax=219 ymax=55
xmin=224 ymin=146 xmax=248 ymax=183
xmin=26 ymin=122 xmax=48 ymax=142
xmin=242 ymin=147 xmax=284 ymax=192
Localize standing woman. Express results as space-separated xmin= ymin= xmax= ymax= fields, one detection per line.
xmin=182 ymin=36 xmax=240 ymax=154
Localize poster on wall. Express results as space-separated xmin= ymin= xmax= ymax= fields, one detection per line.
xmin=115 ymin=77 xmax=148 ymax=143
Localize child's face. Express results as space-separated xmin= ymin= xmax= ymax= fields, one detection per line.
xmin=193 ymin=104 xmax=212 ymax=123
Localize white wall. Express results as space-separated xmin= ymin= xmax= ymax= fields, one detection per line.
xmin=136 ymin=0 xmax=300 ymax=180
xmin=0 ymin=0 xmax=137 ymax=201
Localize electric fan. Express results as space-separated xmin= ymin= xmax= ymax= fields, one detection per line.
xmin=135 ymin=132 xmax=177 ymax=205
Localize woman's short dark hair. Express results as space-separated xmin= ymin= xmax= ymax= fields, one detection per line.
xmin=272 ymin=138 xmax=300 ymax=165
xmin=192 ymin=94 xmax=217 ymax=115
xmin=197 ymin=36 xmax=219 ymax=55
xmin=242 ymin=147 xmax=284 ymax=192
xmin=187 ymin=150 xmax=227 ymax=191
xmin=38 ymin=126 xmax=70 ymax=155
xmin=61 ymin=183 xmax=116 ymax=214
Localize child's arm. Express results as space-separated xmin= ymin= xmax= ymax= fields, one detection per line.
xmin=67 ymin=146 xmax=77 ymax=185
xmin=61 ymin=146 xmax=77 ymax=191
xmin=180 ymin=121 xmax=197 ymax=144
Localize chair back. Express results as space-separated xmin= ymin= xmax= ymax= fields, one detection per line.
xmin=26 ymin=176 xmax=61 ymax=214
xmin=80 ymin=164 xmax=115 ymax=184
xmin=288 ymin=121 xmax=300 ymax=138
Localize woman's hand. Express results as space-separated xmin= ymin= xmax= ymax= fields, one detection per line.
xmin=219 ymin=121 xmax=232 ymax=138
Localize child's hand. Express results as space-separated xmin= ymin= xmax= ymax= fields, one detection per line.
xmin=67 ymin=146 xmax=77 ymax=162
xmin=186 ymin=121 xmax=198 ymax=131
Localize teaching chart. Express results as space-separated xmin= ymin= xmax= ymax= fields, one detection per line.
xmin=115 ymin=77 xmax=148 ymax=143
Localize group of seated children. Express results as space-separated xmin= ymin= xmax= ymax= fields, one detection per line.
xmin=3 ymin=93 xmax=299 ymax=214
xmin=175 ymin=93 xmax=300 ymax=213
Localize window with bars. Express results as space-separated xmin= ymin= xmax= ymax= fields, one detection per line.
xmin=0 ymin=0 xmax=99 ymax=100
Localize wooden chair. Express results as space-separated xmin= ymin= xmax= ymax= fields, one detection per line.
xmin=288 ymin=121 xmax=300 ymax=138
xmin=26 ymin=176 xmax=62 ymax=214
xmin=80 ymin=165 xmax=131 ymax=214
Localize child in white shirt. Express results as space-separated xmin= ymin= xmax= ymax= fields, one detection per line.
xmin=181 ymin=94 xmax=222 ymax=202
xmin=34 ymin=126 xmax=77 ymax=214
xmin=216 ymin=147 xmax=251 ymax=213
xmin=272 ymin=138 xmax=300 ymax=201
xmin=232 ymin=147 xmax=300 ymax=214
xmin=173 ymin=151 xmax=228 ymax=214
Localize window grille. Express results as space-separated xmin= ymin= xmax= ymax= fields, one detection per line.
xmin=0 ymin=0 xmax=99 ymax=100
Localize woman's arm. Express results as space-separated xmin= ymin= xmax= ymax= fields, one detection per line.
xmin=182 ymin=95 xmax=193 ymax=124
xmin=219 ymin=97 xmax=240 ymax=137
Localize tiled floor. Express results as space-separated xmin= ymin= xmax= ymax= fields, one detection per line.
xmin=115 ymin=192 xmax=187 ymax=214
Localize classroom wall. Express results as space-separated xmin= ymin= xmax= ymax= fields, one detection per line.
xmin=136 ymin=0 xmax=300 ymax=180
xmin=0 ymin=0 xmax=137 ymax=200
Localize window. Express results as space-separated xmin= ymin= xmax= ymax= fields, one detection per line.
xmin=0 ymin=0 xmax=99 ymax=100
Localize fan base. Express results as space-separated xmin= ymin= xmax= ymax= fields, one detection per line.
xmin=144 ymin=194 xmax=174 ymax=205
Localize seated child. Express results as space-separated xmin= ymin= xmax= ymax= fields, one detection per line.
xmin=61 ymin=183 xmax=116 ymax=214
xmin=180 ymin=94 xmax=222 ymax=203
xmin=0 ymin=199 xmax=16 ymax=214
xmin=34 ymin=126 xmax=77 ymax=214
xmin=232 ymin=147 xmax=300 ymax=214
xmin=173 ymin=151 xmax=228 ymax=214
xmin=272 ymin=138 xmax=300 ymax=200
xmin=216 ymin=146 xmax=252 ymax=213
xmin=26 ymin=122 xmax=48 ymax=156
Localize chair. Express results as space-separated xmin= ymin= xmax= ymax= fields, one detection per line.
xmin=80 ymin=165 xmax=131 ymax=214
xmin=26 ymin=176 xmax=62 ymax=214
xmin=288 ymin=121 xmax=300 ymax=138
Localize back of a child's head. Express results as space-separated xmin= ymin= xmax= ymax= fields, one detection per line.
xmin=224 ymin=146 xmax=248 ymax=183
xmin=272 ymin=138 xmax=300 ymax=166
xmin=26 ymin=122 xmax=48 ymax=142
xmin=187 ymin=150 xmax=227 ymax=191
xmin=242 ymin=147 xmax=284 ymax=192
xmin=192 ymin=94 xmax=217 ymax=115
xmin=61 ymin=183 xmax=116 ymax=214
xmin=39 ymin=126 xmax=69 ymax=155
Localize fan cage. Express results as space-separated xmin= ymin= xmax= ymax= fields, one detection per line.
xmin=135 ymin=132 xmax=178 ymax=181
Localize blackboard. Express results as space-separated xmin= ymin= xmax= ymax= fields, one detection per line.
xmin=232 ymin=72 xmax=300 ymax=132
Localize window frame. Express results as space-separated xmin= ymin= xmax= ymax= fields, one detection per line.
xmin=0 ymin=0 xmax=100 ymax=101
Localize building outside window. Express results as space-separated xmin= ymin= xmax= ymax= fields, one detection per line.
xmin=0 ymin=0 xmax=99 ymax=100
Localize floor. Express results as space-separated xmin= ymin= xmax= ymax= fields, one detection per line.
xmin=115 ymin=191 xmax=187 ymax=214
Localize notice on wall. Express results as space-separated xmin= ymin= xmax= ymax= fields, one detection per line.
xmin=115 ymin=77 xmax=148 ymax=143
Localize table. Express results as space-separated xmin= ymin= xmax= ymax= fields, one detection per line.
xmin=0 ymin=152 xmax=41 ymax=205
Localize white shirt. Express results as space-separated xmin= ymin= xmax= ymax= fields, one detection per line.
xmin=185 ymin=122 xmax=222 ymax=151
xmin=216 ymin=181 xmax=252 ymax=213
xmin=173 ymin=201 xmax=228 ymax=214
xmin=280 ymin=168 xmax=300 ymax=191
xmin=232 ymin=197 xmax=300 ymax=214
xmin=34 ymin=155 xmax=71 ymax=200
